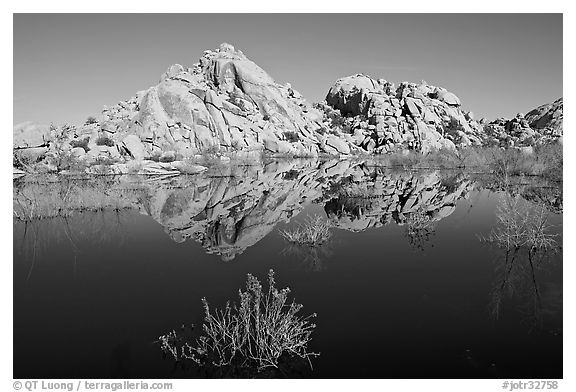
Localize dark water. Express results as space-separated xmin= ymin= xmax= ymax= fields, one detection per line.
xmin=13 ymin=160 xmax=563 ymax=378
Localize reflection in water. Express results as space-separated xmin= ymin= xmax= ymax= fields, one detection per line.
xmin=279 ymin=215 xmax=334 ymax=271
xmin=14 ymin=160 xmax=479 ymax=258
xmin=13 ymin=160 xmax=562 ymax=261
xmin=402 ymin=208 xmax=436 ymax=252
xmin=323 ymin=170 xmax=473 ymax=233
xmin=12 ymin=159 xmax=563 ymax=378
xmin=281 ymin=243 xmax=335 ymax=272
xmin=14 ymin=210 xmax=131 ymax=280
xmin=480 ymin=194 xmax=561 ymax=328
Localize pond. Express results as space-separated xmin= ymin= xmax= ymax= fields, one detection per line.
xmin=13 ymin=159 xmax=563 ymax=379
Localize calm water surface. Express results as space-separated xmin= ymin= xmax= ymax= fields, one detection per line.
xmin=13 ymin=160 xmax=562 ymax=378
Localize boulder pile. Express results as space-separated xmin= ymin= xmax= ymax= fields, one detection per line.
xmin=315 ymin=74 xmax=484 ymax=154
xmin=482 ymin=98 xmax=563 ymax=147
xmin=13 ymin=43 xmax=338 ymax=174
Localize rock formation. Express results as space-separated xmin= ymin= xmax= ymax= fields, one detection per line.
xmin=315 ymin=74 xmax=484 ymax=154
xmin=483 ymin=98 xmax=563 ymax=147
xmin=13 ymin=43 xmax=336 ymax=175
xmin=12 ymin=44 xmax=564 ymax=174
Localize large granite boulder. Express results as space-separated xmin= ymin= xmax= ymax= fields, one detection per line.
xmin=325 ymin=74 xmax=379 ymax=116
xmin=115 ymin=42 xmax=326 ymax=158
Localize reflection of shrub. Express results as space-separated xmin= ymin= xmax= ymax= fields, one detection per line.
xmin=280 ymin=215 xmax=332 ymax=246
xmin=281 ymin=243 xmax=334 ymax=272
xmin=403 ymin=209 xmax=435 ymax=251
xmin=158 ymin=270 xmax=318 ymax=371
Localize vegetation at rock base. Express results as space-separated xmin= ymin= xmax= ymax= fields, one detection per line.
xmin=157 ymin=270 xmax=318 ymax=373
xmin=363 ymin=143 xmax=562 ymax=182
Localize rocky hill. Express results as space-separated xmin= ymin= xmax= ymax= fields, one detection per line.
xmin=14 ymin=43 xmax=336 ymax=174
xmin=13 ymin=43 xmax=563 ymax=175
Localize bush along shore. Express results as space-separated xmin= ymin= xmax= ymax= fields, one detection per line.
xmin=13 ymin=43 xmax=562 ymax=179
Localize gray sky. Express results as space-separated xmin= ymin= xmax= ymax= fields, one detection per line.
xmin=13 ymin=13 xmax=562 ymax=125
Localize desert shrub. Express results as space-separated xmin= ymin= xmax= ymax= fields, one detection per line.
xmin=283 ymin=131 xmax=300 ymax=142
xmin=421 ymin=148 xmax=463 ymax=169
xmin=157 ymin=270 xmax=318 ymax=371
xmin=70 ymin=137 xmax=91 ymax=152
xmin=280 ymin=215 xmax=332 ymax=246
xmin=85 ymin=116 xmax=98 ymax=125
xmin=534 ymin=142 xmax=563 ymax=182
xmin=94 ymin=156 xmax=117 ymax=166
xmin=385 ymin=150 xmax=420 ymax=168
xmin=95 ymin=136 xmax=115 ymax=147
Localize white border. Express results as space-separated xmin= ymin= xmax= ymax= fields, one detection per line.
xmin=3 ymin=2 xmax=573 ymax=392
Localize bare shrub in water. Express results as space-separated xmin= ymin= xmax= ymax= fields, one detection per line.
xmin=279 ymin=215 xmax=332 ymax=246
xmin=480 ymin=195 xmax=557 ymax=252
xmin=158 ymin=270 xmax=318 ymax=371
xmin=480 ymin=195 xmax=560 ymax=325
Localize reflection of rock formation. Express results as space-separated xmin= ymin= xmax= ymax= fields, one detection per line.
xmin=143 ymin=160 xmax=332 ymax=259
xmin=323 ymin=169 xmax=474 ymax=233
xmin=13 ymin=160 xmax=358 ymax=260
xmin=13 ymin=160 xmax=560 ymax=260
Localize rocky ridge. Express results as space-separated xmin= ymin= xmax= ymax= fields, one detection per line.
xmin=13 ymin=44 xmax=563 ymax=175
